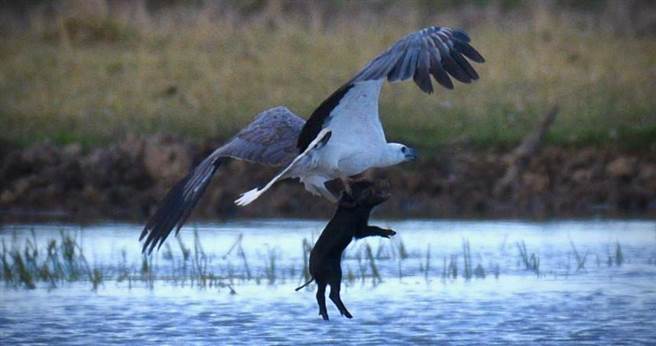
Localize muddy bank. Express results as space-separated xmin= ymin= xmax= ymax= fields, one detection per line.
xmin=1 ymin=135 xmax=655 ymax=222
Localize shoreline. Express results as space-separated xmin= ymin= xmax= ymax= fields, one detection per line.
xmin=1 ymin=135 xmax=655 ymax=222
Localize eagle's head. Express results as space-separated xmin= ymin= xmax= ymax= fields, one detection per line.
xmin=384 ymin=143 xmax=418 ymax=166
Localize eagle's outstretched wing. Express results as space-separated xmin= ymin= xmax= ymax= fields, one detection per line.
xmin=140 ymin=106 xmax=304 ymax=254
xmin=350 ymin=26 xmax=485 ymax=91
xmin=297 ymin=26 xmax=485 ymax=152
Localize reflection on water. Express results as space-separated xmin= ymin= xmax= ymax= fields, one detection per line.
xmin=1 ymin=219 xmax=656 ymax=345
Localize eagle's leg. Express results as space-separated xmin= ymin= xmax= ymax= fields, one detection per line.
xmin=302 ymin=175 xmax=339 ymax=203
xmin=340 ymin=172 xmax=370 ymax=197
xmin=320 ymin=188 xmax=339 ymax=203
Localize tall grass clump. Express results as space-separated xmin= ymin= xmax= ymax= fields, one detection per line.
xmin=607 ymin=241 xmax=625 ymax=267
xmin=570 ymin=240 xmax=588 ymax=272
xmin=1 ymin=230 xmax=103 ymax=289
xmin=237 ymin=236 xmax=252 ymax=281
xmin=419 ymin=244 xmax=431 ymax=279
xmin=516 ymin=241 xmax=540 ymax=277
xmin=301 ymin=237 xmax=312 ymax=284
xmin=365 ymin=244 xmax=382 ymax=285
xmin=614 ymin=242 xmax=624 ymax=266
xmin=442 ymin=255 xmax=459 ymax=281
xmin=264 ymin=248 xmax=278 ymax=285
xmin=463 ymin=239 xmax=472 ymax=280
xmin=2 ymin=240 xmax=13 ymax=282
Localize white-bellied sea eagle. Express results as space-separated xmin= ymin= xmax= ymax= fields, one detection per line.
xmin=140 ymin=26 xmax=484 ymax=253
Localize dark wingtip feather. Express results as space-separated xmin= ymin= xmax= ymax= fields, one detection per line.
xmin=429 ymin=60 xmax=454 ymax=90
xmin=413 ymin=68 xmax=433 ymax=94
xmin=430 ymin=34 xmax=471 ymax=84
xmin=139 ymin=159 xmax=222 ymax=254
xmin=451 ymin=51 xmax=479 ymax=80
xmin=453 ymin=41 xmax=485 ymax=63
xmin=442 ymin=53 xmax=471 ymax=83
xmin=140 ymin=175 xmax=189 ymax=254
xmin=452 ymin=29 xmax=471 ymax=43
xmin=413 ymin=49 xmax=433 ymax=94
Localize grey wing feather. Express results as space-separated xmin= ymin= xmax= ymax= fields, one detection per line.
xmin=139 ymin=106 xmax=304 ymax=254
xmin=349 ymin=26 xmax=485 ymax=93
xmin=215 ymin=106 xmax=304 ymax=166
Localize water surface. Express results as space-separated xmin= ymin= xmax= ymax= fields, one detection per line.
xmin=1 ymin=219 xmax=655 ymax=345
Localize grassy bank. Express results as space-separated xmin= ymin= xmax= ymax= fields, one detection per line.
xmin=1 ymin=3 xmax=655 ymax=150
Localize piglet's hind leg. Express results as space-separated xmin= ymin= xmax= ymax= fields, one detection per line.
xmin=329 ymin=282 xmax=352 ymax=319
xmin=316 ymin=282 xmax=329 ymax=320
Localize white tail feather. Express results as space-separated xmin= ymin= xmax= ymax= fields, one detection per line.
xmin=234 ymin=128 xmax=332 ymax=206
xmin=235 ymin=187 xmax=263 ymax=206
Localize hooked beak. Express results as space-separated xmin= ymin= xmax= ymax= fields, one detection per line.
xmin=405 ymin=147 xmax=418 ymax=161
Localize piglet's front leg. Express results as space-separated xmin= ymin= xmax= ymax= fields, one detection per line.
xmin=355 ymin=226 xmax=396 ymax=239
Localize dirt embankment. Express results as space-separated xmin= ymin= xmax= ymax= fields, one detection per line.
xmin=1 ymin=135 xmax=655 ymax=222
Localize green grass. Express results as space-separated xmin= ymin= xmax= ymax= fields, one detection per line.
xmin=0 ymin=5 xmax=655 ymax=151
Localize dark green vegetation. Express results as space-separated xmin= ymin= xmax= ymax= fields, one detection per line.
xmin=1 ymin=230 xmax=104 ymax=290
xmin=0 ymin=1 xmax=654 ymax=151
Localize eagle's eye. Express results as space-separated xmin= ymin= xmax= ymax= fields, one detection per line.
xmin=401 ymin=147 xmax=407 ymax=153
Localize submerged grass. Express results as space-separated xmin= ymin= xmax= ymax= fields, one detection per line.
xmin=2 ymin=230 xmax=99 ymax=289
xmin=570 ymin=240 xmax=588 ymax=272
xmin=0 ymin=229 xmax=635 ymax=291
xmin=1 ymin=4 xmax=654 ymax=150
xmin=517 ymin=241 xmax=540 ymax=277
xmin=463 ymin=239 xmax=472 ymax=280
xmin=614 ymin=242 xmax=624 ymax=267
